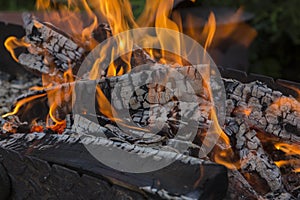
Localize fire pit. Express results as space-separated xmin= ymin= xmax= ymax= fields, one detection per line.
xmin=0 ymin=0 xmax=300 ymax=200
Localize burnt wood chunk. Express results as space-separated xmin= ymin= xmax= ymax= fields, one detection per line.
xmin=224 ymin=79 xmax=300 ymax=142
xmin=0 ymin=132 xmax=228 ymax=199
xmin=21 ymin=13 xmax=86 ymax=74
xmin=19 ymin=15 xmax=155 ymax=77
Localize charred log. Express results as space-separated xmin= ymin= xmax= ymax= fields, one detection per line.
xmin=19 ymin=15 xmax=155 ymax=77
xmin=224 ymin=79 xmax=300 ymax=142
xmin=22 ymin=13 xmax=86 ymax=74
xmin=0 ymin=132 xmax=228 ymax=200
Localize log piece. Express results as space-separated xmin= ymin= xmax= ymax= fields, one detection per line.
xmin=0 ymin=132 xmax=228 ymax=200
xmin=22 ymin=13 xmax=86 ymax=71
xmin=7 ymin=64 xmax=212 ymax=146
xmin=230 ymin=118 xmax=282 ymax=191
xmin=19 ymin=14 xmax=155 ymax=77
xmin=224 ymin=79 xmax=300 ymax=142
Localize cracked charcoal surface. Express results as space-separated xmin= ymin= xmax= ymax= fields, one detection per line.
xmin=224 ymin=79 xmax=300 ymax=142
xmin=23 ymin=14 xmax=86 ymax=72
xmin=20 ymin=15 xmax=155 ymax=77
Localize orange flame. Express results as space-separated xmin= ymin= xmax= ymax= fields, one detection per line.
xmin=274 ymin=142 xmax=300 ymax=173
xmin=4 ymin=0 xmax=253 ymax=151
xmin=214 ymin=148 xmax=240 ymax=170
xmin=36 ymin=0 xmax=98 ymax=49
xmin=279 ymin=82 xmax=300 ymax=102
xmin=274 ymin=159 xmax=300 ymax=173
xmin=2 ymin=93 xmax=46 ymax=118
xmin=203 ymin=13 xmax=216 ymax=50
xmin=275 ymin=143 xmax=300 ymax=156
xmin=4 ymin=36 xmax=30 ymax=62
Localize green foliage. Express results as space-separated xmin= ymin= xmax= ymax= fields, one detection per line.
xmin=0 ymin=0 xmax=35 ymax=11
xmin=201 ymin=0 xmax=300 ymax=81
xmin=130 ymin=0 xmax=145 ymax=18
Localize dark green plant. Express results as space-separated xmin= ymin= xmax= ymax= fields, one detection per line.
xmin=200 ymin=0 xmax=300 ymax=81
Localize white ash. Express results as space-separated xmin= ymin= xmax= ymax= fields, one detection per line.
xmin=0 ymin=71 xmax=41 ymax=115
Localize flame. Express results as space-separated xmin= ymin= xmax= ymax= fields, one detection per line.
xmin=210 ymin=109 xmax=239 ymax=170
xmin=271 ymin=96 xmax=300 ymax=113
xmin=242 ymin=108 xmax=252 ymax=116
xmin=294 ymin=168 xmax=300 ymax=173
xmin=274 ymin=159 xmax=300 ymax=173
xmin=3 ymin=0 xmax=254 ymax=170
xmin=203 ymin=13 xmax=216 ymax=50
xmin=35 ymin=68 xmax=75 ymax=132
xmin=279 ymin=82 xmax=300 ymax=102
xmin=2 ymin=93 xmax=46 ymax=118
xmin=96 ymin=85 xmax=115 ymax=119
xmin=275 ymin=143 xmax=300 ymax=156
xmin=274 ymin=142 xmax=300 ymax=173
xmin=36 ymin=0 xmax=98 ymax=49
xmin=183 ymin=7 xmax=256 ymax=53
xmin=30 ymin=119 xmax=44 ymax=132
xmin=4 ymin=36 xmax=30 ymax=62
xmin=214 ymin=148 xmax=240 ymax=170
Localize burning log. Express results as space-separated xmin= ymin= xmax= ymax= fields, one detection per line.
xmin=22 ymin=13 xmax=86 ymax=74
xmin=5 ymin=64 xmax=211 ymax=144
xmin=18 ymin=14 xmax=155 ymax=77
xmin=224 ymin=79 xmax=300 ymax=142
xmin=223 ymin=79 xmax=300 ymax=198
xmin=2 ymin=61 xmax=300 ymax=198
xmin=224 ymin=118 xmax=284 ymax=194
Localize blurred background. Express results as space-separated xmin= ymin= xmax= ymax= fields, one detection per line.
xmin=0 ymin=0 xmax=299 ymax=81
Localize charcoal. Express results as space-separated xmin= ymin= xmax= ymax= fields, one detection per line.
xmin=19 ymin=14 xmax=86 ymax=75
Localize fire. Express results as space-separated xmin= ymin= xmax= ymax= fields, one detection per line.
xmin=42 ymin=68 xmax=74 ymax=130
xmin=2 ymin=93 xmax=46 ymax=118
xmin=274 ymin=142 xmax=300 ymax=173
xmin=274 ymin=159 xmax=300 ymax=173
xmin=271 ymin=96 xmax=300 ymax=113
xmin=36 ymin=0 xmax=99 ymax=50
xmin=275 ymin=143 xmax=300 ymax=156
xmin=203 ymin=13 xmax=216 ymax=50
xmin=279 ymin=82 xmax=300 ymax=102
xmin=4 ymin=36 xmax=30 ymax=62
xmin=213 ymin=148 xmax=240 ymax=170
xmin=3 ymin=0 xmax=232 ymax=156
xmin=2 ymin=0 xmax=261 ymax=178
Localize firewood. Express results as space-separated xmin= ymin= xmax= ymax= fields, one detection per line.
xmin=18 ymin=53 xmax=51 ymax=74
xmin=0 ymin=132 xmax=228 ymax=199
xmin=19 ymin=15 xmax=155 ymax=76
xmin=22 ymin=13 xmax=86 ymax=73
xmin=226 ymin=118 xmax=283 ymax=192
xmin=226 ymin=170 xmax=261 ymax=200
xmin=8 ymin=64 xmax=212 ymax=146
xmin=224 ymin=79 xmax=300 ymax=143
